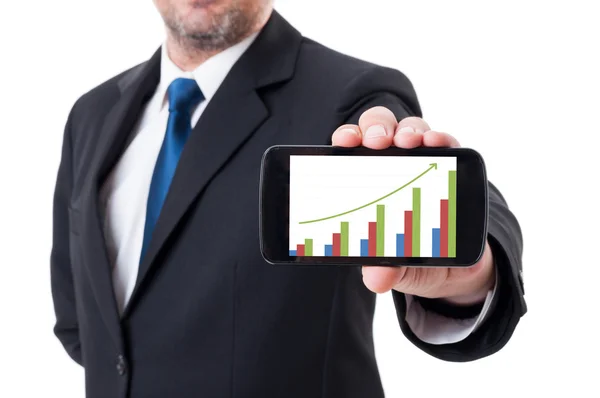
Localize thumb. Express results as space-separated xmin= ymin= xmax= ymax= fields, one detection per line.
xmin=362 ymin=266 xmax=406 ymax=294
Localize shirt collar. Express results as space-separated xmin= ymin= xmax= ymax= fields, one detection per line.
xmin=157 ymin=32 xmax=259 ymax=110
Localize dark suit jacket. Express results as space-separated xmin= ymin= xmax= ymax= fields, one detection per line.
xmin=51 ymin=11 xmax=526 ymax=398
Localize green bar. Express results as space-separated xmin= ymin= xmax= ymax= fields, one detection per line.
xmin=412 ymin=188 xmax=421 ymax=256
xmin=340 ymin=222 xmax=349 ymax=256
xmin=448 ymin=171 xmax=457 ymax=257
xmin=304 ymin=239 xmax=313 ymax=256
xmin=376 ymin=205 xmax=385 ymax=256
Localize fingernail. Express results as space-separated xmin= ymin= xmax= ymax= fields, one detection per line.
xmin=365 ymin=125 xmax=387 ymax=138
xmin=339 ymin=128 xmax=359 ymax=137
xmin=398 ymin=126 xmax=416 ymax=134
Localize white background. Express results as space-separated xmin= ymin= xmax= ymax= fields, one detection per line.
xmin=1 ymin=0 xmax=598 ymax=397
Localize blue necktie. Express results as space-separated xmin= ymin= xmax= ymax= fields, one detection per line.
xmin=140 ymin=78 xmax=204 ymax=262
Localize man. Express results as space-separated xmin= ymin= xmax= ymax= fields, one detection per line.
xmin=50 ymin=1 xmax=526 ymax=397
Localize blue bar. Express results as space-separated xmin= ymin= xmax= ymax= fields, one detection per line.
xmin=324 ymin=245 xmax=333 ymax=256
xmin=289 ymin=250 xmax=297 ymax=256
xmin=432 ymin=228 xmax=440 ymax=257
xmin=396 ymin=234 xmax=404 ymax=256
xmin=360 ymin=239 xmax=369 ymax=256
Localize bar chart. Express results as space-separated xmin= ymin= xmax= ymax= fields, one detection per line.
xmin=289 ymin=155 xmax=457 ymax=258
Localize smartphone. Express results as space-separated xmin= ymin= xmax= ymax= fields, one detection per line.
xmin=259 ymin=145 xmax=488 ymax=267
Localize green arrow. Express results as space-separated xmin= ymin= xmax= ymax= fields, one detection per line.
xmin=299 ymin=163 xmax=438 ymax=224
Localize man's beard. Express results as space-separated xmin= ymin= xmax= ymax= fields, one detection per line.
xmin=165 ymin=2 xmax=261 ymax=52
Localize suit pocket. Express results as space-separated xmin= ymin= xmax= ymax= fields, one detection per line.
xmin=68 ymin=205 xmax=82 ymax=236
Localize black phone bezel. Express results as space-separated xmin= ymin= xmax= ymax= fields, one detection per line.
xmin=259 ymin=145 xmax=488 ymax=267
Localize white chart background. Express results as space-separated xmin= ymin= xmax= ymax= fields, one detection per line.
xmin=289 ymin=155 xmax=457 ymax=257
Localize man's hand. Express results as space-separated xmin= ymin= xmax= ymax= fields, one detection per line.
xmin=332 ymin=107 xmax=495 ymax=306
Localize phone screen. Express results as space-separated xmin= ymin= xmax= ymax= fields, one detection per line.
xmin=260 ymin=145 xmax=487 ymax=267
xmin=289 ymin=155 xmax=457 ymax=258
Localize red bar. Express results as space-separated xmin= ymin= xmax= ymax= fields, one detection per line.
xmin=296 ymin=244 xmax=305 ymax=256
xmin=440 ymin=199 xmax=449 ymax=257
xmin=404 ymin=211 xmax=413 ymax=257
xmin=368 ymin=222 xmax=377 ymax=256
xmin=332 ymin=233 xmax=341 ymax=256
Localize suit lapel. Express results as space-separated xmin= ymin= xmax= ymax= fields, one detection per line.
xmin=81 ymin=50 xmax=160 ymax=345
xmin=123 ymin=11 xmax=303 ymax=316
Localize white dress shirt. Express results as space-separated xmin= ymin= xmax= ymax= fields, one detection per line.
xmin=99 ymin=33 xmax=497 ymax=344
xmin=99 ymin=32 xmax=259 ymax=314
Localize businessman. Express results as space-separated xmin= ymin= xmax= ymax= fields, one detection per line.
xmin=51 ymin=1 xmax=526 ymax=397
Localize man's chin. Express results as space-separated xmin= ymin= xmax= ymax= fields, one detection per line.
xmin=171 ymin=15 xmax=217 ymax=38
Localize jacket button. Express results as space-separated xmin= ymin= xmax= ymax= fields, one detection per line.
xmin=116 ymin=355 xmax=127 ymax=376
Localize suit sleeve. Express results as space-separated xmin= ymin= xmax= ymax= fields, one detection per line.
xmin=336 ymin=66 xmax=527 ymax=362
xmin=50 ymin=104 xmax=83 ymax=366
